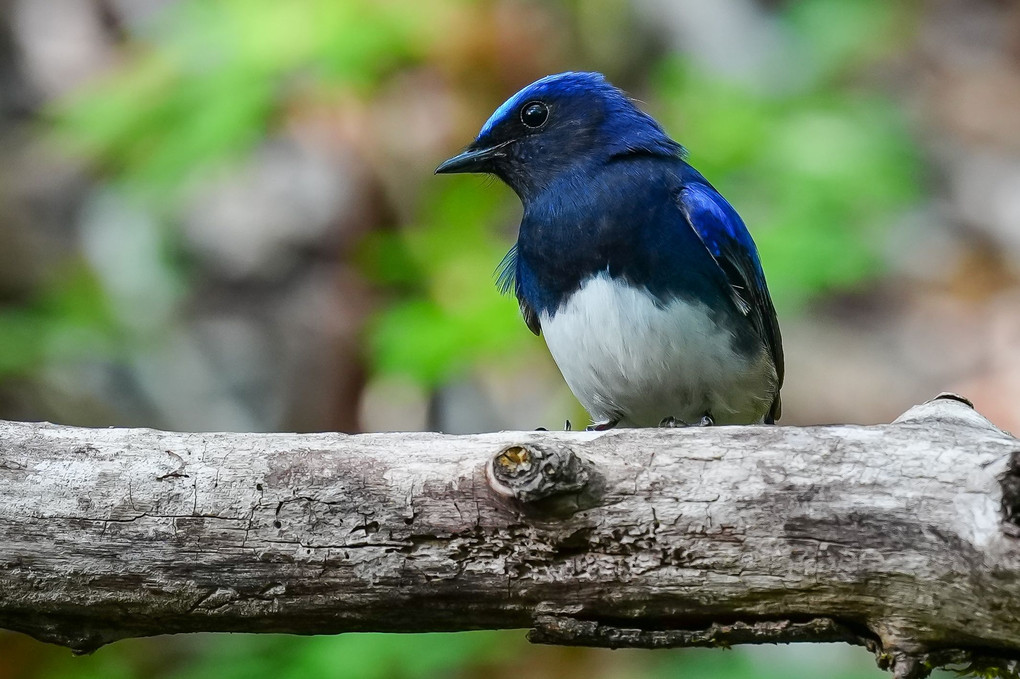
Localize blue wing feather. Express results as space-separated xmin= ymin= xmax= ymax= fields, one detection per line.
xmin=679 ymin=180 xmax=784 ymax=421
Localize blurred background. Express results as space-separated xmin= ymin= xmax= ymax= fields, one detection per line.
xmin=0 ymin=0 xmax=1016 ymax=677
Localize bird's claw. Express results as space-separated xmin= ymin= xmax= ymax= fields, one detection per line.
xmin=659 ymin=414 xmax=714 ymax=428
xmin=537 ymin=420 xmax=577 ymax=432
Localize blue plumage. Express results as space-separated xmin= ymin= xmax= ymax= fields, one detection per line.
xmin=437 ymin=72 xmax=783 ymax=427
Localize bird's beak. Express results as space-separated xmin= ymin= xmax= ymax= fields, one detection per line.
xmin=435 ymin=141 xmax=509 ymax=174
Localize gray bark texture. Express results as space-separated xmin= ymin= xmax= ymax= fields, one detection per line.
xmin=2 ymin=393 xmax=1020 ymax=679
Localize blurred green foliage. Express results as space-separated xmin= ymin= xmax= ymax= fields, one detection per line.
xmin=16 ymin=632 xmax=516 ymax=679
xmin=0 ymin=265 xmax=114 ymax=378
xmin=361 ymin=181 xmax=534 ymax=386
xmin=15 ymin=631 xmax=911 ymax=679
xmin=53 ymin=0 xmax=442 ymax=196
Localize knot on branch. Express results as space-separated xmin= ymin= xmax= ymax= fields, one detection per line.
xmin=486 ymin=442 xmax=589 ymax=503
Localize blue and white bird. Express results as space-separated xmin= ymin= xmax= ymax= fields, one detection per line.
xmin=436 ymin=72 xmax=783 ymax=429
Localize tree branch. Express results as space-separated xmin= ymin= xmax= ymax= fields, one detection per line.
xmin=2 ymin=394 xmax=1019 ymax=679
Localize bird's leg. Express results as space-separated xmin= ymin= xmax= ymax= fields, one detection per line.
xmin=586 ymin=419 xmax=618 ymax=431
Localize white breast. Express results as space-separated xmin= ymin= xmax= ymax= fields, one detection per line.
xmin=539 ymin=273 xmax=776 ymax=427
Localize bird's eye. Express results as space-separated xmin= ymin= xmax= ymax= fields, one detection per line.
xmin=520 ymin=101 xmax=549 ymax=128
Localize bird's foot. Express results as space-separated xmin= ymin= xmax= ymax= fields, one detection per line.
xmin=538 ymin=418 xmax=579 ymax=428
xmin=586 ymin=419 xmax=618 ymax=431
xmin=659 ymin=414 xmax=714 ymax=428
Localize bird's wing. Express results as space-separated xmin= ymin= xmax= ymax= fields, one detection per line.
xmin=678 ymin=181 xmax=784 ymax=421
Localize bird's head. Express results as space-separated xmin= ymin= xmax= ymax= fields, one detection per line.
xmin=436 ymin=72 xmax=683 ymax=199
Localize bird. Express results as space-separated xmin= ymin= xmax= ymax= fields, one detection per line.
xmin=435 ymin=72 xmax=783 ymax=429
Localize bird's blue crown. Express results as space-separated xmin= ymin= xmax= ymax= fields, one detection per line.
xmin=476 ymin=71 xmax=685 ymax=160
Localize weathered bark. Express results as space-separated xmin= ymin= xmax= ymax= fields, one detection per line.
xmin=2 ymin=394 xmax=1019 ymax=679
